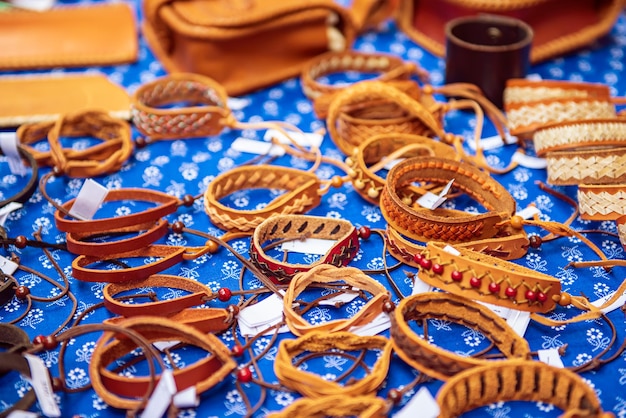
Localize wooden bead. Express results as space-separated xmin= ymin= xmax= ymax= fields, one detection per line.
xmin=357 ymin=226 xmax=371 ymax=240
xmin=52 ymin=166 xmax=64 ymax=177
xmin=529 ymin=235 xmax=542 ymax=249
xmin=182 ymin=194 xmax=195 ymax=207
xmin=217 ymin=288 xmax=232 ymax=302
xmin=171 ymin=221 xmax=185 ymax=234
xmin=330 ymin=176 xmax=343 ymax=188
xmin=206 ymin=240 xmax=219 ymax=254
xmin=236 ymin=367 xmax=252 ymax=383
xmin=231 ymin=345 xmax=244 ymax=357
xmin=15 ymin=285 xmax=30 ymax=300
xmin=14 ymin=235 xmax=27 ymax=249
xmin=510 ymin=216 xmax=524 ymax=230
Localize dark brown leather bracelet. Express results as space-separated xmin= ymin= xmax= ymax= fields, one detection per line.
xmin=0 ymin=145 xmax=38 ymax=208
xmin=0 ymin=352 xmax=37 ymax=418
xmin=0 ymin=273 xmax=16 ymax=306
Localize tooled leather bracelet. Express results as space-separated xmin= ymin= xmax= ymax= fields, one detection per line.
xmin=436 ymin=359 xmax=613 ymax=418
xmin=578 ymin=183 xmax=626 ymax=221
xmin=326 ymin=80 xmax=444 ymax=155
xmin=283 ymin=264 xmax=390 ymax=336
xmin=249 ymin=215 xmax=360 ymax=284
xmin=0 ymin=144 xmax=38 ymax=208
xmin=204 ymin=165 xmax=323 ymax=232
xmin=268 ymin=394 xmax=389 ymax=418
xmin=89 ymin=316 xmax=236 ymax=410
xmin=389 ymin=292 xmax=530 ymax=381
xmin=274 ymin=331 xmax=392 ymax=398
xmin=345 ymin=133 xmax=458 ymax=204
xmin=380 ymin=156 xmax=521 ymax=246
xmin=132 ymin=73 xmax=230 ymax=141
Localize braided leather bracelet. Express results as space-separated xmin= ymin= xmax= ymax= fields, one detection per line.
xmin=389 ymin=292 xmax=530 ymax=381
xmin=345 ymin=133 xmax=458 ymax=204
xmin=283 ymin=264 xmax=390 ymax=336
xmin=268 ymin=394 xmax=389 ymax=418
xmin=578 ymin=183 xmax=626 ymax=220
xmin=381 ymin=156 xmax=520 ymax=245
xmin=436 ymin=359 xmax=614 ymax=418
xmin=249 ymin=215 xmax=360 ymax=284
xmin=90 ymin=316 xmax=236 ymax=410
xmin=504 ymin=79 xmax=612 ymax=105
xmin=204 ymin=165 xmax=323 ymax=232
xmin=132 ymin=73 xmax=230 ymax=141
xmin=533 ymin=119 xmax=626 ymax=156
xmin=274 ymin=331 xmax=392 ymax=398
xmin=545 ymin=146 xmax=626 ymax=186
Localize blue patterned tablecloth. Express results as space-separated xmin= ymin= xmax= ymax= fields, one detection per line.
xmin=1 ymin=0 xmax=626 ymax=417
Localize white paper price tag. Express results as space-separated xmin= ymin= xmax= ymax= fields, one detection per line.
xmin=23 ymin=354 xmax=61 ymax=417
xmin=538 ymin=348 xmax=565 ymax=368
xmin=7 ymin=411 xmax=38 ymax=418
xmin=238 ymin=292 xmax=292 ymax=337
xmin=9 ymin=0 xmax=56 ymax=11
xmin=411 ymin=276 xmax=432 ymax=295
xmin=231 ymin=137 xmax=285 ymax=156
xmin=416 ymin=179 xmax=454 ymax=210
xmin=0 ymin=132 xmax=27 ymax=176
xmin=153 ymin=340 xmax=181 ymax=352
xmin=142 ymin=369 xmax=176 ymax=418
xmin=318 ymin=289 xmax=359 ymax=306
xmin=173 ymin=386 xmax=199 ymax=408
xmin=512 ymin=151 xmax=547 ymax=169
xmin=393 ymin=387 xmax=439 ymax=418
xmin=227 ymin=97 xmax=251 ymax=110
xmin=516 ymin=206 xmax=541 ymax=220
xmin=478 ymin=302 xmax=530 ymax=337
xmin=349 ymin=312 xmax=391 ymax=336
xmin=467 ymin=132 xmax=518 ymax=151
xmin=281 ymin=238 xmax=335 ymax=256
xmin=526 ymin=73 xmax=543 ymax=81
xmin=264 ymin=129 xmax=323 ymax=148
xmin=0 ymin=254 xmax=19 ymax=275
xmin=592 ymin=289 xmax=626 ymax=314
xmin=383 ymin=158 xmax=404 ymax=171
xmin=68 ymin=179 xmax=109 ymax=221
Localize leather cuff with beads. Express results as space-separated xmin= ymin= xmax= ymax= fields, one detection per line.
xmin=17 ymin=110 xmax=132 ymax=178
xmin=249 ymin=215 xmax=360 ymax=284
xmin=283 ymin=264 xmax=391 ymax=336
xmin=131 ymin=73 xmax=230 ymax=141
xmin=268 ymin=394 xmax=390 ymax=418
xmin=300 ymin=50 xmax=421 ymax=119
xmin=345 ymin=133 xmax=458 ymax=205
xmin=326 ymin=80 xmax=444 ymax=156
xmin=389 ymin=292 xmax=530 ymax=381
xmin=274 ymin=331 xmax=392 ymax=398
xmin=204 ymin=165 xmax=323 ymax=233
xmin=578 ymin=183 xmax=626 ymax=221
xmin=436 ymin=359 xmax=613 ymax=418
xmin=380 ymin=156 xmax=529 ymax=258
xmin=89 ymin=316 xmax=236 ymax=410
xmin=415 ymin=242 xmax=572 ymax=313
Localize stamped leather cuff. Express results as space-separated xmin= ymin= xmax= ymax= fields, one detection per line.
xmin=204 ymin=165 xmax=322 ymax=232
xmin=90 ymin=316 xmax=236 ymax=410
xmin=389 ymin=292 xmax=530 ymax=381
xmin=250 ymin=215 xmax=359 ymax=284
xmin=283 ymin=264 xmax=390 ymax=336
xmin=346 ymin=133 xmax=458 ymax=205
xmin=436 ymin=359 xmax=612 ymax=418
xmin=578 ymin=183 xmax=626 ymax=221
xmin=380 ymin=156 xmax=518 ymax=244
xmin=275 ymin=331 xmax=392 ymax=398
xmin=132 ymin=73 xmax=230 ymax=141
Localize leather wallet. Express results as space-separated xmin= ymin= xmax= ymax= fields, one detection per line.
xmin=0 ymin=3 xmax=138 ymax=71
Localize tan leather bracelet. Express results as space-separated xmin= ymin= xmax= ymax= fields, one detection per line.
xmin=250 ymin=215 xmax=360 ymax=284
xmin=578 ymin=183 xmax=626 ymax=220
xmin=545 ymin=146 xmax=626 ymax=186
xmin=436 ymin=359 xmax=614 ymax=418
xmin=104 ymin=308 xmax=233 ymax=335
xmin=132 ymin=73 xmax=230 ymax=141
xmin=380 ymin=156 xmax=519 ymax=244
xmin=504 ymin=79 xmax=612 ymax=106
xmin=533 ymin=119 xmax=626 ymax=156
xmin=274 ymin=331 xmax=392 ymax=398
xmin=204 ymin=165 xmax=322 ymax=232
xmin=267 ymin=394 xmax=389 ymax=418
xmin=90 ymin=316 xmax=236 ymax=410
xmin=345 ymin=133 xmax=458 ymax=204
xmin=389 ymin=292 xmax=530 ymax=381
xmin=283 ymin=264 xmax=390 ymax=336
xmin=326 ymin=80 xmax=444 ymax=155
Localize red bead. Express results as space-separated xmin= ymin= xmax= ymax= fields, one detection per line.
xmin=505 ymin=287 xmax=517 ymax=298
xmin=171 ymin=221 xmax=185 ymax=234
xmin=488 ymin=282 xmax=501 ymax=293
xmin=419 ymin=258 xmax=432 ymax=270
xmin=42 ymin=336 xmax=58 ymax=350
xmin=387 ymin=389 xmax=402 ymax=404
xmin=525 ymin=290 xmax=537 ymax=301
xmin=382 ymin=300 xmax=395 ymax=313
xmin=529 ymin=235 xmax=542 ymax=249
xmin=237 ymin=367 xmax=253 ymax=383
xmin=451 ymin=271 xmax=463 ymax=281
xmin=432 ymin=263 xmax=444 ymax=274
xmin=15 ymin=285 xmax=30 ymax=300
xmin=231 ymin=345 xmax=244 ymax=357
xmin=33 ymin=335 xmax=46 ymax=346
xmin=217 ymin=288 xmax=232 ymax=302
xmin=182 ymin=194 xmax=195 ymax=207
xmin=413 ymin=253 xmax=423 ymax=264
xmin=14 ymin=235 xmax=27 ymax=249
xmin=358 ymin=226 xmax=371 ymax=240
xmin=537 ymin=292 xmax=547 ymax=303
xmin=469 ymin=277 xmax=481 ymax=288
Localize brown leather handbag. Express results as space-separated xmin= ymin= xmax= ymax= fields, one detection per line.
xmin=142 ymin=0 xmax=362 ymax=96
xmin=395 ymin=0 xmax=624 ymax=63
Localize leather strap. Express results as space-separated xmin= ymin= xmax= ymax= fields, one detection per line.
xmin=283 ymin=264 xmax=390 ymax=336
xmin=545 ymin=146 xmax=626 ymax=186
xmin=268 ymin=394 xmax=389 ymax=418
xmin=389 ymin=292 xmax=530 ymax=381
xmin=204 ymin=165 xmax=322 ymax=232
xmin=104 ymin=308 xmax=232 ymax=334
xmin=250 ymin=215 xmax=359 ymax=283
xmin=504 ymin=79 xmax=612 ymax=105
xmin=132 ymin=73 xmax=230 ymax=141
xmin=0 ymin=323 xmax=31 ymax=353
xmin=533 ymin=118 xmax=626 ymax=156
xmin=55 ymin=188 xmax=180 ymax=233
xmin=0 ymin=145 xmax=38 ymax=208
xmin=0 ymin=352 xmax=37 ymax=418
xmin=578 ymin=183 xmax=626 ymax=221
xmin=0 ymin=273 xmax=16 ymax=307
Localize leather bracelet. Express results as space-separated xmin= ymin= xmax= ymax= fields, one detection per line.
xmin=436 ymin=359 xmax=613 ymax=418
xmin=267 ymin=394 xmax=389 ymax=418
xmin=578 ymin=183 xmax=626 ymax=220
xmin=0 ymin=145 xmax=38 ymax=208
xmin=0 ymin=352 xmax=37 ymax=418
xmin=389 ymin=292 xmax=530 ymax=381
xmin=283 ymin=264 xmax=390 ymax=336
xmin=55 ymin=188 xmax=181 ymax=233
xmin=545 ymin=146 xmax=626 ymax=186
xmin=249 ymin=215 xmax=360 ymax=284
xmin=132 ymin=73 xmax=230 ymax=141
xmin=90 ymin=316 xmax=236 ymax=410
xmin=618 ymin=215 xmax=626 ymax=249
xmin=274 ymin=331 xmax=392 ymax=398
xmin=0 ymin=273 xmax=16 ymax=306
xmin=504 ymin=79 xmax=612 ymax=106
xmin=104 ymin=308 xmax=233 ymax=335
xmin=0 ymin=323 xmax=31 ymax=353
xmin=204 ymin=165 xmax=322 ymax=232
xmin=345 ymin=133 xmax=458 ymax=205
xmin=380 ymin=156 xmax=518 ymax=244
xmin=416 ymin=242 xmax=565 ymax=313
xmin=326 ymin=80 xmax=444 ymax=155
xmin=533 ymin=119 xmax=626 ymax=156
